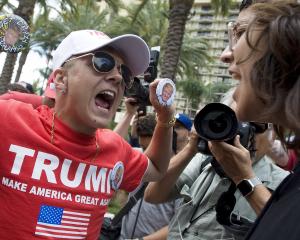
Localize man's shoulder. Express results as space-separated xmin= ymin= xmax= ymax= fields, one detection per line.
xmin=253 ymin=155 xmax=289 ymax=190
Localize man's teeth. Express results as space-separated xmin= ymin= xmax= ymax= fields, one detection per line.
xmin=102 ymin=90 xmax=115 ymax=98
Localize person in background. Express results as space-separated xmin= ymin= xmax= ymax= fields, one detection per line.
xmin=173 ymin=113 xmax=193 ymax=154
xmin=113 ymin=97 xmax=139 ymax=140
xmin=120 ymin=113 xmax=183 ymax=240
xmin=0 ymin=29 xmax=175 ymax=239
xmin=7 ymin=82 xmax=32 ymax=94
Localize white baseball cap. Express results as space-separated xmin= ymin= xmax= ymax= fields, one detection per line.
xmin=52 ymin=30 xmax=150 ymax=76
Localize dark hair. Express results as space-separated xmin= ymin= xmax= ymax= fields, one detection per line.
xmin=245 ymin=1 xmax=300 ymax=149
xmin=7 ymin=83 xmax=30 ymax=93
xmin=136 ymin=113 xmax=156 ymax=137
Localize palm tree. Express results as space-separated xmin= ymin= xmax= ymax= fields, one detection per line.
xmin=109 ymin=0 xmax=168 ymax=47
xmin=110 ymin=0 xmax=211 ymax=81
xmin=133 ymin=0 xmax=233 ymax=82
xmin=160 ymin=0 xmax=195 ymax=82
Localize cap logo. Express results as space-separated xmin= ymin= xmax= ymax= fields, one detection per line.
xmin=87 ymin=30 xmax=110 ymax=39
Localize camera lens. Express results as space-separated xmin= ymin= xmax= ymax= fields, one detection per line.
xmin=208 ymin=112 xmax=231 ymax=133
xmin=194 ymin=103 xmax=238 ymax=141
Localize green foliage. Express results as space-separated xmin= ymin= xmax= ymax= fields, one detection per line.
xmin=109 ymin=0 xmax=169 ymax=48
xmin=205 ymin=81 xmax=234 ymax=103
xmin=110 ymin=0 xmax=211 ymax=89
xmin=211 ymin=0 xmax=234 ymax=16
xmin=30 ymin=0 xmax=111 ymax=64
xmin=177 ymin=78 xmax=207 ymax=109
xmin=177 ymin=33 xmax=213 ymax=80
xmin=107 ymin=196 xmax=122 ymax=214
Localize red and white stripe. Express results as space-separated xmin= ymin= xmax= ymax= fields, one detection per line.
xmin=35 ymin=210 xmax=90 ymax=239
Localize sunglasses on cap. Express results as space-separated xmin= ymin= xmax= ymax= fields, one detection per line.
xmin=64 ymin=51 xmax=134 ymax=89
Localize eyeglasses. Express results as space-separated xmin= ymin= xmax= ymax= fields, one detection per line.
xmin=227 ymin=22 xmax=236 ymax=51
xmin=227 ymin=21 xmax=248 ymax=50
xmin=65 ymin=51 xmax=134 ymax=89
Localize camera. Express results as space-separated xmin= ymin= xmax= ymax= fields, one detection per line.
xmin=194 ymin=103 xmax=256 ymax=155
xmin=124 ymin=49 xmax=160 ymax=110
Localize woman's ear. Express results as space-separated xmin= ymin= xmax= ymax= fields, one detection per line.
xmin=54 ymin=68 xmax=68 ymax=94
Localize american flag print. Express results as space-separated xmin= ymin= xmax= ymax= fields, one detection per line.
xmin=35 ymin=205 xmax=90 ymax=239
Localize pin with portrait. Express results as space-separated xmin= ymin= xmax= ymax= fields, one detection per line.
xmin=0 ymin=14 xmax=30 ymax=53
xmin=156 ymin=78 xmax=176 ymax=106
xmin=110 ymin=161 xmax=124 ymax=191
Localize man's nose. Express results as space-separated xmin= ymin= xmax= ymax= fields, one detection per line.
xmin=220 ymin=46 xmax=233 ymax=64
xmin=107 ymin=65 xmax=123 ymax=85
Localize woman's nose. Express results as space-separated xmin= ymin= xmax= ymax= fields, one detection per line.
xmin=220 ymin=46 xmax=233 ymax=64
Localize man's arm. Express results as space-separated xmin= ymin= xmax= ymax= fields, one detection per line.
xmin=113 ymin=97 xmax=138 ymax=139
xmin=144 ymin=131 xmax=199 ymax=203
xmin=0 ymin=91 xmax=43 ymax=108
xmin=142 ymin=79 xmax=175 ymax=182
xmin=143 ymin=225 xmax=168 ymax=240
xmin=209 ymin=136 xmax=272 ymax=215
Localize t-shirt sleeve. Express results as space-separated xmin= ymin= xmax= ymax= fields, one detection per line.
xmin=0 ymin=91 xmax=42 ymax=108
xmin=119 ymin=140 xmax=148 ymax=193
xmin=0 ymin=99 xmax=36 ymax=131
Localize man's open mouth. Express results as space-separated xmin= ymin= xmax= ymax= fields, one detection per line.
xmin=95 ymin=90 xmax=115 ymax=110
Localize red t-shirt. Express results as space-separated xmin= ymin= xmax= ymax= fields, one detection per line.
xmin=0 ymin=100 xmax=148 ymax=239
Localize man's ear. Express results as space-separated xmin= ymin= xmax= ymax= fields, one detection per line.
xmin=54 ymin=68 xmax=68 ymax=94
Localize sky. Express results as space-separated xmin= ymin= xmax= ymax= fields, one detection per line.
xmin=0 ymin=50 xmax=48 ymax=86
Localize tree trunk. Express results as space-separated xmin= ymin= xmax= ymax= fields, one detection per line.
xmin=0 ymin=53 xmax=18 ymax=94
xmin=160 ymin=0 xmax=194 ymax=82
xmin=14 ymin=49 xmax=29 ymax=82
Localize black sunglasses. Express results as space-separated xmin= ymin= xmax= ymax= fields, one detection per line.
xmin=65 ymin=51 xmax=134 ymax=89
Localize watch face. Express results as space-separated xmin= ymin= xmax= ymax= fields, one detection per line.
xmin=237 ymin=180 xmax=254 ymax=197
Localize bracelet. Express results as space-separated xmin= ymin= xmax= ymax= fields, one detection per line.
xmin=155 ymin=114 xmax=176 ymax=128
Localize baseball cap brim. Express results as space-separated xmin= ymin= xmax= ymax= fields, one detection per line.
xmin=105 ymin=34 xmax=150 ymax=77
